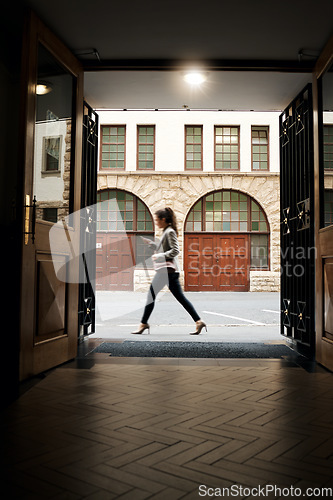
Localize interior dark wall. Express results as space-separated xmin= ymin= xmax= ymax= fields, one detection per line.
xmin=0 ymin=5 xmax=25 ymax=407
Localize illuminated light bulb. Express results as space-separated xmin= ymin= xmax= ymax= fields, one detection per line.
xmin=36 ymin=83 xmax=52 ymax=95
xmin=183 ymin=72 xmax=207 ymax=85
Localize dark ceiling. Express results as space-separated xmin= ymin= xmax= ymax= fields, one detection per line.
xmin=23 ymin=0 xmax=333 ymax=110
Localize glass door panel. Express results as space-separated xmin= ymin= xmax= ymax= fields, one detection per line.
xmin=33 ymin=43 xmax=75 ymax=224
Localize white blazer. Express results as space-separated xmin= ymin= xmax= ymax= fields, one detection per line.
xmin=152 ymin=226 xmax=180 ymax=272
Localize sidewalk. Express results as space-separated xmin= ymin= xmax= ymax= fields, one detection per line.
xmin=90 ymin=291 xmax=284 ymax=344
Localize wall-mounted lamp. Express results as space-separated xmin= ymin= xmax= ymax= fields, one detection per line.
xmin=36 ymin=82 xmax=53 ymax=95
xmin=183 ymin=71 xmax=207 ymax=85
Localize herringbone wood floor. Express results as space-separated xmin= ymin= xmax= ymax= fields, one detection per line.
xmin=3 ymin=342 xmax=333 ymax=499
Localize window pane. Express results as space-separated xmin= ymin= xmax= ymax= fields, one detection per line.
xmin=137 ymin=126 xmax=155 ymax=169
xmin=185 ymin=126 xmax=202 ymax=170
xmin=185 ymin=190 xmax=268 ymax=235
xmin=251 ymin=234 xmax=268 ymax=268
xmin=215 ymin=126 xmax=239 ymax=170
xmin=324 ymin=126 xmax=333 ymax=170
xmin=100 ymin=125 xmax=125 ymax=170
xmin=324 ymin=190 xmax=333 ymax=227
xmin=97 ymin=190 xmax=154 ymax=233
xmin=251 ymin=126 xmax=269 ymax=170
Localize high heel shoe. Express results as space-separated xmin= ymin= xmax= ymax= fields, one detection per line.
xmin=131 ymin=323 xmax=150 ymax=335
xmin=189 ymin=320 xmax=207 ymax=335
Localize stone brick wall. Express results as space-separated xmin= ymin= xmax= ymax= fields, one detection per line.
xmin=97 ymin=171 xmax=281 ymax=292
xmin=250 ymin=271 xmax=280 ymax=292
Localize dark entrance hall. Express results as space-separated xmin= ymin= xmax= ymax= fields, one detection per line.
xmin=4 ymin=354 xmax=333 ymax=498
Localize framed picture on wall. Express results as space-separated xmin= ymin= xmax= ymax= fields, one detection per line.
xmin=42 ymin=135 xmax=62 ymax=172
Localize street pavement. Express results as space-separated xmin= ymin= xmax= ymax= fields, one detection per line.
xmin=90 ymin=291 xmax=283 ymax=344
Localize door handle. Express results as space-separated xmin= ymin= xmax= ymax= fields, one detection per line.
xmin=24 ymin=195 xmax=37 ymax=245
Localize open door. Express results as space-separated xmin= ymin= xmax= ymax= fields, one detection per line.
xmin=314 ymin=35 xmax=333 ymax=371
xmin=78 ymin=102 xmax=99 ymax=337
xmin=19 ymin=12 xmax=83 ymax=380
xmin=279 ymin=84 xmax=315 ymax=358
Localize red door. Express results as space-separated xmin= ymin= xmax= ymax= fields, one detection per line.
xmin=185 ymin=234 xmax=250 ymax=291
xmin=96 ymin=233 xmax=135 ymax=290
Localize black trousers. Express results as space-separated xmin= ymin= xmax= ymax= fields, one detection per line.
xmin=141 ymin=271 xmax=200 ymax=324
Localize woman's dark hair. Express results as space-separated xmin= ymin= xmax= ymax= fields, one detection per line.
xmin=155 ymin=207 xmax=178 ymax=235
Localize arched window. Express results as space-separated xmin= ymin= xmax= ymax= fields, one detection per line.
xmin=185 ymin=190 xmax=269 ymax=269
xmin=96 ymin=190 xmax=154 ymax=282
xmin=185 ymin=190 xmax=268 ymax=233
xmin=97 ymin=189 xmax=153 ymax=232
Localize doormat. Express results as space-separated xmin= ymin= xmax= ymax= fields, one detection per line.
xmin=93 ymin=342 xmax=293 ymax=359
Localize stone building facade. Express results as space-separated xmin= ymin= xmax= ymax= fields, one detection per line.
xmin=96 ymin=110 xmax=281 ymax=292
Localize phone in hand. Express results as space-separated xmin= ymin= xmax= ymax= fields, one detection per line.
xmin=140 ymin=236 xmax=153 ymax=244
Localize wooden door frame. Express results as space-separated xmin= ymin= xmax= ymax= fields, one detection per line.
xmin=313 ymin=34 xmax=333 ymax=370
xmin=19 ymin=10 xmax=83 ymax=379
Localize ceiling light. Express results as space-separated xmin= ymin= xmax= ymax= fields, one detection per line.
xmin=36 ymin=82 xmax=53 ymax=95
xmin=183 ymin=72 xmax=207 ymax=85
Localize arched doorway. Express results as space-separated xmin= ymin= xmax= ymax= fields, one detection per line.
xmin=184 ymin=190 xmax=270 ymax=291
xmin=96 ymin=189 xmax=154 ymax=290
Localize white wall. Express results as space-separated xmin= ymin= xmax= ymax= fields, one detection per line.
xmin=98 ymin=110 xmax=280 ymax=173
xmin=324 ymin=111 xmax=333 ymax=124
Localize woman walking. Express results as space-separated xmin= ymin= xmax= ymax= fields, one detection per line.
xmin=131 ymin=207 xmax=207 ymax=335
